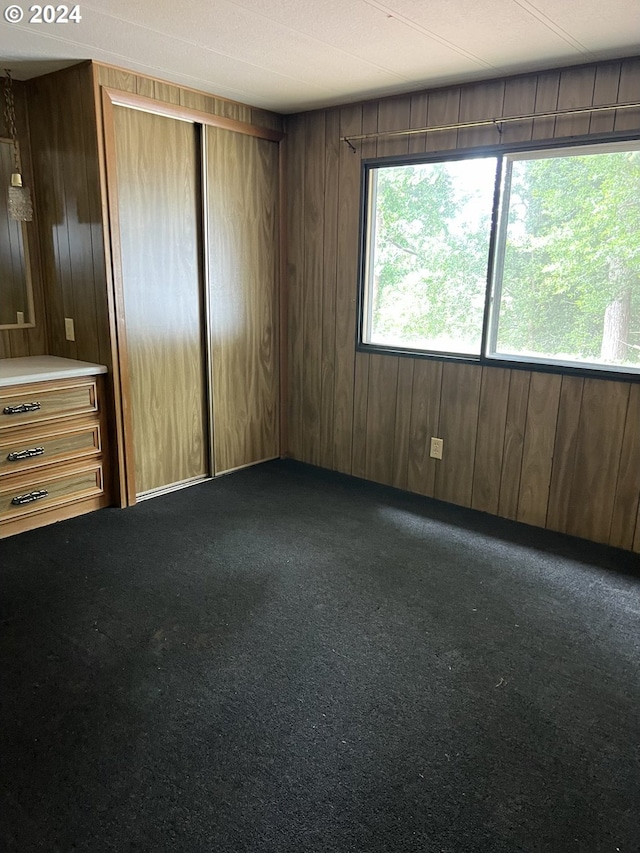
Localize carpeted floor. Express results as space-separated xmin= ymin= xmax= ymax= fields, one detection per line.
xmin=1 ymin=459 xmax=639 ymax=852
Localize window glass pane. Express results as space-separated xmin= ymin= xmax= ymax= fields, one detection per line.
xmin=491 ymin=144 xmax=640 ymax=371
xmin=364 ymin=157 xmax=497 ymax=355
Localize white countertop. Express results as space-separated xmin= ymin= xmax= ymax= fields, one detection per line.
xmin=0 ymin=356 xmax=108 ymax=388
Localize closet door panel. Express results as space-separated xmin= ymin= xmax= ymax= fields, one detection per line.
xmin=114 ymin=107 xmax=208 ymax=494
xmin=205 ymin=128 xmax=279 ymax=474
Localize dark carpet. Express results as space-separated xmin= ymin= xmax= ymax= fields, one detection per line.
xmin=1 ymin=459 xmax=639 ymax=853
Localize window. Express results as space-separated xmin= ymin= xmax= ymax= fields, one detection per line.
xmin=360 ymin=139 xmax=640 ymax=375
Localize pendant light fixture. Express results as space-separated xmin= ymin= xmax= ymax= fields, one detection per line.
xmin=2 ymin=69 xmax=33 ymax=222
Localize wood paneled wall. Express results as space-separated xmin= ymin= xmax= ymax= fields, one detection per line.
xmin=93 ymin=63 xmax=283 ymax=135
xmin=26 ymin=64 xmax=111 ymax=368
xmin=0 ymin=79 xmax=47 ymax=358
xmin=285 ymin=56 xmax=640 ymax=552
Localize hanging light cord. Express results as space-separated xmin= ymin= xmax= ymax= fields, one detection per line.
xmin=3 ymin=69 xmax=22 ymax=174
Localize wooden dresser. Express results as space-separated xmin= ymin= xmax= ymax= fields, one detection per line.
xmin=0 ymin=357 xmax=111 ymax=538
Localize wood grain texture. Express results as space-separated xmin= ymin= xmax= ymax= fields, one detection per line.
xmin=285 ymin=115 xmax=305 ymax=461
xmin=103 ymin=89 xmax=283 ymax=143
xmin=0 ymin=141 xmax=30 ymax=326
xmin=614 ymin=57 xmax=640 ymax=132
xmin=545 ymin=376 xmax=584 ymax=533
xmin=319 ymin=109 xmax=340 ymax=470
xmin=517 ymin=372 xmax=561 ymax=528
xmin=434 ymin=362 xmax=482 ymax=507
xmin=364 ymin=354 xmax=398 ymax=486
xmin=554 ymin=66 xmax=596 ymax=137
xmin=95 ymin=63 xmax=261 ymax=123
xmin=407 ymin=360 xmax=442 ymax=498
xmin=471 ymin=367 xmax=510 ymax=515
xmin=27 ymin=64 xmax=108 ymax=367
xmin=206 ymin=126 xmax=279 ymax=474
xmin=351 ymin=352 xmax=369 ymax=479
xmin=497 ymin=370 xmax=531 ymax=520
xmin=332 ymin=105 xmax=362 ymax=473
xmin=0 ymin=78 xmax=47 ymax=358
xmin=114 ymin=106 xmax=208 ymax=494
xmin=566 ymin=379 xmax=629 ymax=544
xmin=392 ymin=357 xmax=414 ymax=490
xmin=590 ymin=62 xmax=621 ymax=134
xmin=457 ymin=79 xmax=505 ymax=148
xmin=501 ymin=75 xmax=537 ymax=144
xmin=408 ymin=92 xmax=429 ymax=154
xmin=280 ymin=58 xmax=640 ymax=551
xmin=532 ymin=70 xmax=560 ymax=139
xmin=424 ymin=87 xmax=461 ymax=152
xmin=610 ymin=384 xmax=640 ymax=551
xmin=301 ymin=112 xmax=326 ymax=466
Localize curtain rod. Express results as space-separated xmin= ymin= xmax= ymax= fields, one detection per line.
xmin=341 ymin=101 xmax=640 ymax=150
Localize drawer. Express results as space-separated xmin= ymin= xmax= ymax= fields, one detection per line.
xmin=0 ymin=462 xmax=104 ymax=522
xmin=0 ymin=380 xmax=98 ymax=429
xmin=0 ymin=421 xmax=102 ymax=476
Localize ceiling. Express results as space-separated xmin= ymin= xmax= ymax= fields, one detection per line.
xmin=0 ymin=0 xmax=638 ymax=113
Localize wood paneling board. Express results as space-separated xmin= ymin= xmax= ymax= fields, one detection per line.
xmin=501 ymin=76 xmax=537 ymax=144
xmin=610 ymin=384 xmax=640 ymax=551
xmin=424 ymin=87 xmax=461 ymax=152
xmin=435 ymin=362 xmax=482 ymax=507
xmin=302 ymin=112 xmax=326 ymax=466
xmin=457 ymin=79 xmax=505 ymax=148
xmin=135 ymin=76 xmax=155 ymax=98
xmin=358 ymin=98 xmax=410 ymax=484
xmin=532 ymin=70 xmax=560 ymax=139
xmin=545 ymin=376 xmax=584 ymax=533
xmin=351 ymin=352 xmax=370 ymax=479
xmin=635 ymin=504 xmax=640 ymax=554
xmin=376 ymin=96 xmax=411 ymax=158
xmin=365 ymin=354 xmax=399 ymax=486
xmin=566 ymin=379 xmax=629 ymax=544
xmin=554 ymin=67 xmax=596 ymax=138
xmin=590 ymin=62 xmax=621 ymax=134
xmin=319 ymin=109 xmax=340 ymax=470
xmin=206 ymin=126 xmax=280 ymax=474
xmin=517 ymin=372 xmax=562 ymax=528
xmin=614 ymin=57 xmax=640 ymax=132
xmin=285 ymin=115 xmax=305 ymax=460
xmin=408 ymin=92 xmax=429 ymax=154
xmin=114 ymin=106 xmax=207 ymax=493
xmin=332 ymin=105 xmax=362 ymax=473
xmin=498 ymin=370 xmax=531 ymax=520
xmin=472 ymin=367 xmax=510 ymax=515
xmin=392 ymin=357 xmax=414 ymax=490
xmin=153 ymin=81 xmax=181 ymax=104
xmin=407 ymin=359 xmax=443 ymax=498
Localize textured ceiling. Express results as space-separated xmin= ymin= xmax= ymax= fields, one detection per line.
xmin=0 ymin=0 xmax=638 ymax=112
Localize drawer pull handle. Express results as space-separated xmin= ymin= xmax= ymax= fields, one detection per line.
xmin=3 ymin=402 xmax=41 ymax=415
xmin=7 ymin=446 xmax=45 ymax=462
xmin=11 ymin=489 xmax=49 ymax=506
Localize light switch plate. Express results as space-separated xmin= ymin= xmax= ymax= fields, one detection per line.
xmin=64 ymin=317 xmax=75 ymax=341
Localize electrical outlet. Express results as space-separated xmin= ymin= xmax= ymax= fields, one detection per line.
xmin=16 ymin=311 xmax=24 ymax=324
xmin=64 ymin=317 xmax=75 ymax=342
xmin=430 ymin=437 xmax=444 ymax=460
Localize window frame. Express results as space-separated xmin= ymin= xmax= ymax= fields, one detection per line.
xmin=357 ymin=131 xmax=640 ymax=383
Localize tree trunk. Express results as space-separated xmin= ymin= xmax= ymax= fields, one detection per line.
xmin=601 ymin=288 xmax=631 ymax=361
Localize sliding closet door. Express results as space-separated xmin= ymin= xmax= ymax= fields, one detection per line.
xmin=205 ymin=128 xmax=279 ymax=474
xmin=113 ymin=106 xmax=208 ymax=496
